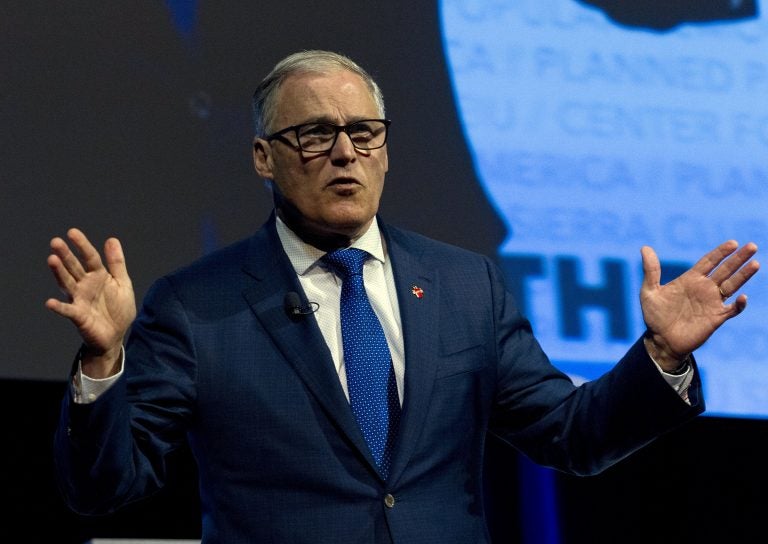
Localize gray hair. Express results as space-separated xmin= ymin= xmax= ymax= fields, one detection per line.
xmin=251 ymin=50 xmax=386 ymax=137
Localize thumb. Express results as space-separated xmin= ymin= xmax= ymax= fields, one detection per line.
xmin=640 ymin=245 xmax=661 ymax=294
xmin=103 ymin=238 xmax=131 ymax=284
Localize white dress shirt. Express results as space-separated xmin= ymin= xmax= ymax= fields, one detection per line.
xmin=275 ymin=215 xmax=405 ymax=404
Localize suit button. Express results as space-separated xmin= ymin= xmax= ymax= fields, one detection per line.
xmin=384 ymin=494 xmax=395 ymax=508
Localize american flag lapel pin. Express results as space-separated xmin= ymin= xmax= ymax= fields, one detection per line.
xmin=411 ymin=285 xmax=424 ymax=299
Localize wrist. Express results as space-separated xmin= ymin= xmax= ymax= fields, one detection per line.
xmin=643 ymin=333 xmax=690 ymax=374
xmin=79 ymin=343 xmax=123 ymax=379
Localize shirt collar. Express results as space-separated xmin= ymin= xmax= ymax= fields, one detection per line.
xmin=275 ymin=215 xmax=387 ymax=276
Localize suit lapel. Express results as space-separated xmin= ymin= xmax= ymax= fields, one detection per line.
xmin=240 ymin=219 xmax=378 ymax=472
xmin=382 ymin=226 xmax=441 ymax=484
xmin=239 ymin=218 xmax=444 ymax=482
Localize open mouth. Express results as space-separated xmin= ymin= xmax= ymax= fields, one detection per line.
xmin=327 ymin=177 xmax=361 ymax=188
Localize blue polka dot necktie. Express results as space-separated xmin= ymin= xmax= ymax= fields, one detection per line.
xmin=322 ymin=248 xmax=401 ymax=479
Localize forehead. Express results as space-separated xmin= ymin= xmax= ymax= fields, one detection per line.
xmin=274 ymin=70 xmax=380 ymax=125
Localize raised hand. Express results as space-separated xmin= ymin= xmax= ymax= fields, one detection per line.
xmin=46 ymin=228 xmax=137 ymax=377
xmin=640 ymin=240 xmax=759 ymax=371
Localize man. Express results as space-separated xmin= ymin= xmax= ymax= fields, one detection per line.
xmin=47 ymin=50 xmax=759 ymax=543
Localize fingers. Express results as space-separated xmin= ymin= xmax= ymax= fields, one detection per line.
xmin=642 ymin=241 xmax=758 ymax=312
xmin=732 ymin=294 xmax=748 ymax=315
xmin=66 ymin=228 xmax=105 ymax=273
xmin=692 ymin=240 xmax=757 ymax=278
xmin=693 ymin=241 xmax=759 ymax=311
xmin=46 ymin=252 xmax=77 ymax=296
xmin=49 ymin=234 xmax=87 ymax=281
xmin=48 ymin=229 xmax=122 ymax=281
xmin=709 ymin=242 xmax=759 ymax=294
xmin=719 ymin=258 xmax=760 ymax=304
xmin=44 ymin=296 xmax=81 ymax=322
xmin=46 ymin=228 xmax=129 ymax=306
xmin=48 ymin=228 xmax=105 ymax=281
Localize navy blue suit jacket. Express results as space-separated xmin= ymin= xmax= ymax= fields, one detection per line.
xmin=56 ymin=216 xmax=703 ymax=543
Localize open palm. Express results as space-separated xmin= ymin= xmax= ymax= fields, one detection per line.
xmin=46 ymin=228 xmax=136 ymax=364
xmin=640 ymin=241 xmax=759 ymax=364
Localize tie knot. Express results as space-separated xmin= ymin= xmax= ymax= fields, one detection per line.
xmin=322 ymin=247 xmax=369 ymax=279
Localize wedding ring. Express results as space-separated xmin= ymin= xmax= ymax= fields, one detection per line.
xmin=718 ymin=286 xmax=729 ymax=300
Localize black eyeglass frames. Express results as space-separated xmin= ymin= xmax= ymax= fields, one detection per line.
xmin=264 ymin=119 xmax=391 ymax=153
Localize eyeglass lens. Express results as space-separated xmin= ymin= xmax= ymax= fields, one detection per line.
xmin=297 ymin=120 xmax=387 ymax=152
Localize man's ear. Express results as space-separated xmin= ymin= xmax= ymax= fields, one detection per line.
xmin=253 ymin=137 xmax=273 ymax=179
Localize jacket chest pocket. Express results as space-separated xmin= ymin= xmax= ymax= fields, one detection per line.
xmin=435 ymin=340 xmax=488 ymax=379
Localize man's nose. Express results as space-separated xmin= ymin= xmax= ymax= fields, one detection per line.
xmin=329 ymin=130 xmax=357 ymax=163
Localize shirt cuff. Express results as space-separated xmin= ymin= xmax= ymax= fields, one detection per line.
xmin=650 ymin=355 xmax=695 ymax=405
xmin=72 ymin=346 xmax=125 ymax=404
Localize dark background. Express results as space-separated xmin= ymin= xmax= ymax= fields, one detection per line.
xmin=3 ymin=2 xmax=767 ymax=542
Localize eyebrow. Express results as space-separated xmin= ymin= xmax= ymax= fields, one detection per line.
xmin=297 ymin=115 xmax=377 ymax=125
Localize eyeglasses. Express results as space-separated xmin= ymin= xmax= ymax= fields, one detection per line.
xmin=264 ymin=119 xmax=391 ymax=153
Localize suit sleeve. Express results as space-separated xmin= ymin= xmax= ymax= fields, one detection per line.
xmin=485 ymin=258 xmax=704 ymax=476
xmin=54 ymin=276 xmax=197 ymax=514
